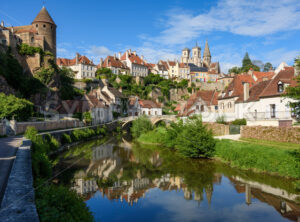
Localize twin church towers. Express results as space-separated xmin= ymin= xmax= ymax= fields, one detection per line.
xmin=181 ymin=40 xmax=211 ymax=68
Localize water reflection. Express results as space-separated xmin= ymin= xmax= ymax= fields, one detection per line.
xmin=54 ymin=138 xmax=300 ymax=222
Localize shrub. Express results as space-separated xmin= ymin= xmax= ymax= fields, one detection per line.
xmin=175 ymin=116 xmax=216 ymax=158
xmin=131 ymin=115 xmax=153 ymax=138
xmin=0 ymin=93 xmax=34 ymax=121
xmin=35 ymin=180 xmax=93 ymax=222
xmin=25 ymin=126 xmax=38 ymax=140
xmin=61 ymin=133 xmax=72 ymax=145
xmin=216 ymin=116 xmax=226 ymax=124
xmin=231 ymin=118 xmax=247 ymax=125
xmin=83 ymin=112 xmax=92 ymax=125
xmin=18 ymin=43 xmax=43 ymax=56
xmin=71 ymin=128 xmax=96 ymax=142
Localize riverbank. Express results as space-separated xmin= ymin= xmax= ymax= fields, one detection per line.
xmin=137 ymin=126 xmax=300 ymax=189
xmin=24 ymin=124 xmax=120 ymax=222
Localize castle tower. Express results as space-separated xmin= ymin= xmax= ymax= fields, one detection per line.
xmin=181 ymin=48 xmax=190 ymax=63
xmin=203 ymin=40 xmax=211 ymax=68
xmin=32 ymin=7 xmax=56 ymax=58
xmin=192 ymin=42 xmax=201 ymax=67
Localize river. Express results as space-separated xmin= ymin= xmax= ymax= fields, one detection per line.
xmin=53 ymin=137 xmax=300 ymax=222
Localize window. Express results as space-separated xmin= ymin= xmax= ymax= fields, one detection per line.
xmin=221 ymin=103 xmax=224 ymax=109
xmin=215 ymin=106 xmax=218 ymax=110
xmin=201 ymin=105 xmax=204 ymax=112
xmin=43 ymin=24 xmax=46 ymax=28
xmin=36 ymin=24 xmax=38 ymax=27
xmin=270 ymin=104 xmax=276 ymax=118
xmin=31 ymin=37 xmax=34 ymax=43
xmin=196 ymin=105 xmax=199 ymax=110
xmin=278 ymin=81 xmax=284 ymax=92
xmin=228 ymin=102 xmax=232 ymax=108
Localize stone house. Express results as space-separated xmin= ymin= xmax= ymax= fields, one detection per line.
xmin=120 ymin=49 xmax=148 ymax=77
xmin=178 ymin=63 xmax=190 ymax=80
xmin=139 ymin=100 xmax=162 ymax=116
xmin=90 ymin=85 xmax=127 ymax=115
xmin=178 ymin=90 xmax=219 ymax=116
xmin=167 ymin=61 xmax=179 ymax=79
xmin=56 ymin=94 xmax=112 ymax=124
xmin=57 ymin=53 xmax=97 ymax=79
xmin=128 ymin=96 xmax=140 ymax=116
xmin=156 ymin=60 xmax=169 ymax=79
xmin=98 ymin=55 xmax=130 ymax=75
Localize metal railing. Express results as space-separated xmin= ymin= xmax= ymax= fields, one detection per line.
xmin=244 ymin=111 xmax=293 ymax=120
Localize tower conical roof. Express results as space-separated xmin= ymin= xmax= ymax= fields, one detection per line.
xmin=32 ymin=7 xmax=56 ymax=25
xmin=203 ymin=40 xmax=211 ymax=57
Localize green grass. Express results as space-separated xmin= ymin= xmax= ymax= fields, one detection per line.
xmin=215 ymin=139 xmax=300 ymax=179
xmin=240 ymin=138 xmax=300 ymax=150
xmin=137 ymin=127 xmax=167 ymax=144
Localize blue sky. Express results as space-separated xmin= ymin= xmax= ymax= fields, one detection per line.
xmin=1 ymin=0 xmax=300 ymax=72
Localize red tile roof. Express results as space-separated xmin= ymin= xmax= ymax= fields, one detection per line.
xmin=247 ymin=80 xmax=272 ymax=102
xmin=252 ymin=71 xmax=275 ymax=82
xmin=219 ymin=74 xmax=255 ymax=102
xmin=139 ymin=100 xmax=161 ymax=108
xmin=100 ymin=56 xmax=128 ymax=69
xmin=259 ymin=67 xmax=296 ymax=98
xmin=168 ymin=61 xmax=176 ymax=66
xmin=179 ymin=63 xmax=188 ymax=68
xmin=57 ymin=54 xmax=94 ymax=66
xmin=121 ymin=51 xmax=147 ymax=66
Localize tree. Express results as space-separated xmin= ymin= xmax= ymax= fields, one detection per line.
xmin=263 ymin=62 xmax=273 ymax=72
xmin=35 ymin=67 xmax=55 ymax=85
xmin=175 ymin=116 xmax=216 ymax=158
xmin=0 ymin=93 xmax=34 ymax=121
xmin=284 ymin=56 xmax=300 ymax=120
xmin=228 ymin=66 xmax=241 ymax=75
xmin=83 ymin=112 xmax=92 ymax=125
xmin=131 ymin=115 xmax=153 ymax=138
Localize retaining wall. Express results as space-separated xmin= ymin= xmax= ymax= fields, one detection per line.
xmin=204 ymin=123 xmax=229 ymax=136
xmin=14 ymin=120 xmax=82 ymax=135
xmin=241 ymin=126 xmax=300 ymax=144
xmin=0 ymin=124 xmax=4 ymax=136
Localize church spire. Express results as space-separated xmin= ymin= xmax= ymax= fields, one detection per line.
xmin=203 ymin=40 xmax=211 ymax=57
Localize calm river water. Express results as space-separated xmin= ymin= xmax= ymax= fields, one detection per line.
xmin=54 ymin=137 xmax=300 ymax=222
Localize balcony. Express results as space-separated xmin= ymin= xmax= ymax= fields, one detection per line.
xmin=244 ymin=111 xmax=293 ymax=121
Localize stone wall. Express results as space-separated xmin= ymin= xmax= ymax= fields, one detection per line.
xmin=15 ymin=120 xmax=81 ymax=135
xmin=204 ymin=123 xmax=229 ymax=136
xmin=241 ymin=126 xmax=300 ymax=144
xmin=170 ymin=88 xmax=189 ymax=101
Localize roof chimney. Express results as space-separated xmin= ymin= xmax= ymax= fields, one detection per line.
xmin=141 ymin=55 xmax=144 ymax=61
xmin=128 ymin=49 xmax=131 ymax=54
xmin=243 ymin=82 xmax=250 ymax=101
xmin=0 ymin=21 xmax=4 ymax=27
xmin=100 ymin=58 xmax=103 ymax=66
xmin=114 ymin=53 xmax=116 ymax=59
xmin=133 ymin=51 xmax=136 ymax=56
xmin=118 ymin=52 xmax=121 ymax=59
xmin=75 ymin=53 xmax=79 ymax=65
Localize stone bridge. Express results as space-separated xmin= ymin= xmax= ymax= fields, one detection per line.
xmin=119 ymin=115 xmax=177 ymax=128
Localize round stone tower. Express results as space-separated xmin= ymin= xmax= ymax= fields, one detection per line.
xmin=32 ymin=7 xmax=56 ymax=58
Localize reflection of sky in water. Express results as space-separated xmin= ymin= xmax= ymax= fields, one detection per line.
xmin=86 ymin=177 xmax=289 ymax=222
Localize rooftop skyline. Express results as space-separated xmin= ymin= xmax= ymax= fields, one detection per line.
xmin=1 ymin=0 xmax=300 ymax=72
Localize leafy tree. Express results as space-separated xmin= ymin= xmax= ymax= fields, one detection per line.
xmin=18 ymin=43 xmax=43 ymax=56
xmin=228 ymin=52 xmax=260 ymax=74
xmin=83 ymin=112 xmax=92 ymax=125
xmin=284 ymin=56 xmax=300 ymax=120
xmin=131 ymin=115 xmax=153 ymax=138
xmin=263 ymin=62 xmax=273 ymax=72
xmin=228 ymin=66 xmax=241 ymax=75
xmin=59 ymin=67 xmax=84 ymax=100
xmin=0 ymin=93 xmax=34 ymax=121
xmin=35 ymin=67 xmax=55 ymax=85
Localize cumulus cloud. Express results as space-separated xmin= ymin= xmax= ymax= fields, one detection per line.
xmin=148 ymin=0 xmax=300 ymax=46
xmin=85 ymin=46 xmax=113 ymax=63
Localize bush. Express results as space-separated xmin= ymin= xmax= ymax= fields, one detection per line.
xmin=216 ymin=116 xmax=226 ymax=124
xmin=25 ymin=126 xmax=38 ymax=140
xmin=18 ymin=43 xmax=43 ymax=56
xmin=35 ymin=180 xmax=93 ymax=222
xmin=131 ymin=115 xmax=153 ymax=138
xmin=83 ymin=112 xmax=92 ymax=124
xmin=175 ymin=116 xmax=216 ymax=158
xmin=0 ymin=93 xmax=34 ymax=121
xmin=61 ymin=133 xmax=72 ymax=145
xmin=231 ymin=118 xmax=247 ymax=125
xmin=71 ymin=128 xmax=96 ymax=142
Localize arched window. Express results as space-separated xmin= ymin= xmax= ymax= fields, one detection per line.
xmin=221 ymin=103 xmax=224 ymax=109
xmin=278 ymin=81 xmax=284 ymax=92
xmin=36 ymin=24 xmax=38 ymax=28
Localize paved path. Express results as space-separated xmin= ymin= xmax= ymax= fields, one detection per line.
xmin=0 ymin=136 xmax=23 ymax=205
xmin=214 ymin=134 xmax=241 ymax=141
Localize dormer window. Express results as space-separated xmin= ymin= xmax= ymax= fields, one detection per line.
xmin=278 ymin=81 xmax=284 ymax=93
xmin=229 ymin=90 xmax=233 ymax=96
xmin=222 ymin=92 xmax=225 ymax=98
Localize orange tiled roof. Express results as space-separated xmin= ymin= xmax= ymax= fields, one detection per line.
xmin=57 ymin=54 xmax=94 ymax=66
xmin=252 ymin=71 xmax=275 ymax=82
xmin=101 ymin=56 xmax=128 ymax=69
xmin=121 ymin=51 xmax=147 ymax=66
xmin=139 ymin=100 xmax=161 ymax=108
xmin=259 ymin=67 xmax=296 ymax=98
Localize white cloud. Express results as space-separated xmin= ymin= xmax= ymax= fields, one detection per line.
xmin=264 ymin=48 xmax=299 ymax=66
xmin=147 ymin=0 xmax=300 ymax=46
xmin=85 ymin=46 xmax=113 ymax=63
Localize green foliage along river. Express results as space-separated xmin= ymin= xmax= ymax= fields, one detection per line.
xmin=53 ymin=137 xmax=300 ymax=222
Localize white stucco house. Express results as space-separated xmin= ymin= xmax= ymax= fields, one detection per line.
xmin=120 ymin=49 xmax=148 ymax=77
xmin=57 ymin=53 xmax=97 ymax=79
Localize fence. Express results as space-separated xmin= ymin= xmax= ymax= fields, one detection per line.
xmin=244 ymin=111 xmax=293 ymax=121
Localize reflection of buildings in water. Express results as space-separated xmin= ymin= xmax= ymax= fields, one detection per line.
xmin=72 ymin=178 xmax=98 ymax=195
xmin=92 ymin=143 xmax=115 ymax=161
xmin=231 ymin=177 xmax=300 ymax=222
